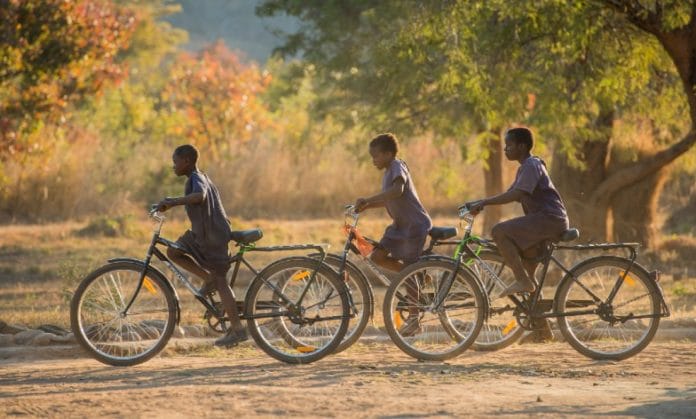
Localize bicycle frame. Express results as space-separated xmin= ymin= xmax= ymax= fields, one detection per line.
xmin=121 ymin=210 xmax=332 ymax=323
xmin=340 ymin=206 xmax=488 ymax=314
xmin=435 ymin=207 xmax=670 ymax=324
xmin=339 ymin=207 xmax=392 ymax=286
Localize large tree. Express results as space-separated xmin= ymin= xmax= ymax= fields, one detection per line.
xmin=585 ymin=1 xmax=696 ymax=245
xmin=259 ymin=1 xmax=693 ymax=247
xmin=258 ymin=1 xmax=545 ymax=229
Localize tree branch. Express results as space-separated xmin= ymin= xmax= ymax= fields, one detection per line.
xmin=595 ymin=0 xmax=663 ymax=35
xmin=589 ymin=129 xmax=696 ymax=205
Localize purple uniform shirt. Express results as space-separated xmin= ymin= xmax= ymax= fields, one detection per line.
xmin=382 ymin=159 xmax=432 ymax=240
xmin=509 ymin=156 xmax=568 ymax=221
xmin=185 ymin=170 xmax=233 ymax=254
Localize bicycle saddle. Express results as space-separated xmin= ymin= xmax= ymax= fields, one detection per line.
xmin=429 ymin=226 xmax=458 ymax=241
xmin=557 ymin=228 xmax=580 ymax=242
xmin=230 ymin=229 xmax=263 ymax=244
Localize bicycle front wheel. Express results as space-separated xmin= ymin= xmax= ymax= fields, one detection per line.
xmin=470 ymin=251 xmax=524 ymax=351
xmin=554 ymin=256 xmax=662 ymax=360
xmin=70 ymin=261 xmax=178 ymax=366
xmin=245 ymin=257 xmax=350 ymax=364
xmin=316 ymin=254 xmax=373 ymax=353
xmin=383 ymin=259 xmax=486 ymax=361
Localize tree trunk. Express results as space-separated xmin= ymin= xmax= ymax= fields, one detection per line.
xmin=552 ymin=110 xmax=614 ymax=242
xmin=483 ymin=130 xmax=504 ymax=232
xmin=609 ymin=137 xmax=671 ymax=248
xmin=610 ymin=167 xmax=669 ymax=247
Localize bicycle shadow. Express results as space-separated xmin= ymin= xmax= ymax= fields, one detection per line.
xmin=1 ymin=341 xmax=690 ymax=404
xmin=0 ymin=344 xmax=574 ymax=399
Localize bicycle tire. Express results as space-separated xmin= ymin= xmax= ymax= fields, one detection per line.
xmin=70 ymin=261 xmax=178 ymax=366
xmin=554 ymin=255 xmax=661 ymax=360
xmin=314 ymin=253 xmax=374 ymax=353
xmin=245 ymin=257 xmax=350 ymax=364
xmin=470 ymin=251 xmax=525 ymax=351
xmin=382 ymin=259 xmax=486 ymax=361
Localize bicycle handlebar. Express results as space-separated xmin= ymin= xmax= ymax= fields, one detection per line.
xmin=149 ymin=205 xmax=165 ymax=224
xmin=344 ymin=204 xmax=359 ymax=219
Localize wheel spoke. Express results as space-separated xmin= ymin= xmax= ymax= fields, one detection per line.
xmin=73 ymin=264 xmax=174 ymax=366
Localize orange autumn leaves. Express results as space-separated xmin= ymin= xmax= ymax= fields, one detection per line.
xmin=0 ymin=0 xmax=137 ymax=158
xmin=162 ymin=42 xmax=273 ymax=162
xmin=1 ymin=1 xmax=275 ymax=166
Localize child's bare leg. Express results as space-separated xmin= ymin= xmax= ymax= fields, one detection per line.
xmin=213 ymin=271 xmax=244 ymax=332
xmin=491 ymin=228 xmax=535 ymax=293
xmin=167 ymin=247 xmax=211 ymax=283
xmin=520 ymin=249 xmax=539 ymax=287
xmin=371 ymin=248 xmax=422 ymax=323
xmin=522 ymin=260 xmax=539 ymax=286
xmin=370 ymin=248 xmax=404 ymax=272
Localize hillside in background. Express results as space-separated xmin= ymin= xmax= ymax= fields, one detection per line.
xmin=164 ymin=0 xmax=298 ymax=63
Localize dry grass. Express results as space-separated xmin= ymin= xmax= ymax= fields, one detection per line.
xmin=1 ymin=217 xmax=694 ymax=329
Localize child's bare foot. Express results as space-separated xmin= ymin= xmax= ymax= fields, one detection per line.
xmin=499 ymin=280 xmax=535 ymax=297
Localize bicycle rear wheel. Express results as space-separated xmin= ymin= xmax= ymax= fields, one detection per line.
xmin=383 ymin=259 xmax=486 ymax=361
xmin=554 ymin=256 xmax=662 ymax=360
xmin=245 ymin=257 xmax=350 ymax=364
xmin=470 ymin=251 xmax=524 ymax=351
xmin=70 ymin=261 xmax=178 ymax=366
xmin=313 ymin=253 xmax=373 ymax=353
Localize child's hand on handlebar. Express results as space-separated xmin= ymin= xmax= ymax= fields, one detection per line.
xmin=460 ymin=200 xmax=485 ymax=215
xmin=155 ymin=197 xmax=175 ymax=212
xmin=354 ymin=198 xmax=369 ymax=213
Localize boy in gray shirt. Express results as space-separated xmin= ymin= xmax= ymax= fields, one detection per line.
xmin=355 ymin=133 xmax=432 ymax=335
xmin=464 ymin=127 xmax=569 ymax=296
xmin=155 ymin=144 xmax=247 ymax=347
xmin=355 ymin=133 xmax=433 ymax=271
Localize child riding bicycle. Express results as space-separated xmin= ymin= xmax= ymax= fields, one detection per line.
xmin=463 ymin=127 xmax=569 ymax=297
xmin=354 ymin=133 xmax=432 ymax=334
xmin=155 ymin=144 xmax=247 ymax=347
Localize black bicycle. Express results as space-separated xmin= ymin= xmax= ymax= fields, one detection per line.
xmin=71 ymin=209 xmax=350 ymax=366
xmin=425 ymin=204 xmax=671 ymax=360
xmin=306 ymin=205 xmax=469 ymax=354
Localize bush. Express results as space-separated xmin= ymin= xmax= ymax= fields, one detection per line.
xmin=76 ymin=215 xmax=140 ymax=238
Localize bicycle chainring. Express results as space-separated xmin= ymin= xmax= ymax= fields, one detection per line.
xmin=204 ymin=302 xmax=227 ymax=333
xmin=514 ymin=306 xmax=535 ymax=330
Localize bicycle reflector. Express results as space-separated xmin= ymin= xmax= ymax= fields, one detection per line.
xmin=142 ymin=278 xmax=158 ymax=295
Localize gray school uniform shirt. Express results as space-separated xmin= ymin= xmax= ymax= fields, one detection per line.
xmin=185 ymin=170 xmax=232 ymax=254
xmin=509 ymin=156 xmax=568 ymax=221
xmin=382 ymin=159 xmax=432 ymax=240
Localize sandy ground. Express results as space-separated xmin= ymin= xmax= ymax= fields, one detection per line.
xmin=1 ymin=340 xmax=695 ymax=418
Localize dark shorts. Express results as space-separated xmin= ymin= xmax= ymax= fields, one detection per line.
xmin=493 ymin=213 xmax=569 ymax=251
xmin=175 ymin=230 xmax=231 ymax=276
xmin=378 ymin=233 xmax=428 ymax=264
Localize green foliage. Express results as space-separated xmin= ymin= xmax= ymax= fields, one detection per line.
xmin=76 ymin=215 xmax=141 ymax=238
xmin=258 ymin=0 xmax=689 ymax=160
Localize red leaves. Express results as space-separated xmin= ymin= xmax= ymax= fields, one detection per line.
xmin=162 ymin=41 xmax=272 ymax=161
xmin=0 ymin=0 xmax=137 ymax=159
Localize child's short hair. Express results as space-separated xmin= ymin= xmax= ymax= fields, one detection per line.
xmin=506 ymin=127 xmax=533 ymax=151
xmin=369 ymin=133 xmax=399 ymax=155
xmin=174 ymin=144 xmax=199 ymax=163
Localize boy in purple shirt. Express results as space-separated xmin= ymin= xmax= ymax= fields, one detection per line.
xmin=355 ymin=133 xmax=433 ymax=270
xmin=465 ymin=127 xmax=569 ymax=296
xmin=155 ymin=144 xmax=247 ymax=347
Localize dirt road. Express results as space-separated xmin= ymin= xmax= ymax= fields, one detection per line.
xmin=1 ymin=341 xmax=694 ymax=418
